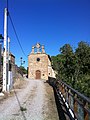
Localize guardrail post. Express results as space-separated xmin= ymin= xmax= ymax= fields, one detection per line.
xmin=62 ymin=84 xmax=65 ymax=94
xmin=61 ymin=83 xmax=63 ymax=93
xmin=64 ymin=86 xmax=67 ymax=100
xmin=68 ymin=89 xmax=71 ymax=106
xmin=84 ymin=102 xmax=89 ymax=120
xmin=55 ymin=80 xmax=90 ymax=120
xmin=74 ymin=94 xmax=78 ymax=117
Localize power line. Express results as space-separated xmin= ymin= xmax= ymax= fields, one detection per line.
xmin=8 ymin=13 xmax=27 ymax=58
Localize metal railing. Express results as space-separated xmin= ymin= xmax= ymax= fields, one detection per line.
xmin=48 ymin=77 xmax=90 ymax=120
xmin=56 ymin=80 xmax=90 ymax=120
xmin=0 ymin=77 xmax=2 ymax=84
xmin=0 ymin=76 xmax=3 ymax=91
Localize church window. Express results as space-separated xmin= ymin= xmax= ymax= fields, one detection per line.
xmin=37 ymin=58 xmax=40 ymax=62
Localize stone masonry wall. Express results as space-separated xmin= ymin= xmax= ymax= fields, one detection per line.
xmin=28 ymin=53 xmax=48 ymax=80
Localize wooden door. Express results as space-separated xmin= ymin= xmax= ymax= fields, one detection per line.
xmin=36 ymin=70 xmax=41 ymax=79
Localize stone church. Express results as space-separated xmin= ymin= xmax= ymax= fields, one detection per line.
xmin=28 ymin=43 xmax=56 ymax=80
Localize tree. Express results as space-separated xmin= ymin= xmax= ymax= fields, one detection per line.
xmin=51 ymin=54 xmax=65 ymax=79
xmin=60 ymin=44 xmax=76 ymax=85
xmin=19 ymin=66 xmax=27 ymax=74
xmin=75 ymin=41 xmax=90 ymax=75
xmin=51 ymin=41 xmax=90 ymax=97
xmin=74 ymin=41 xmax=90 ymax=97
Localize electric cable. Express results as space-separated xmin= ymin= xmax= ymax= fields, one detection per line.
xmin=8 ymin=13 xmax=27 ymax=57
xmin=6 ymin=0 xmax=27 ymax=58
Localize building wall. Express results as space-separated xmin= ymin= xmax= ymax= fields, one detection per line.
xmin=48 ymin=57 xmax=52 ymax=77
xmin=28 ymin=53 xmax=48 ymax=80
xmin=28 ymin=43 xmax=56 ymax=80
xmin=48 ymin=66 xmax=52 ymax=77
xmin=52 ymin=69 xmax=56 ymax=78
xmin=10 ymin=53 xmax=15 ymax=64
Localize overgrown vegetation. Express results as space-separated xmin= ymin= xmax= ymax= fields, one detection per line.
xmin=51 ymin=41 xmax=90 ymax=97
xmin=19 ymin=66 xmax=27 ymax=74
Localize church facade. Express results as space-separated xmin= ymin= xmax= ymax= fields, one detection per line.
xmin=28 ymin=43 xmax=56 ymax=80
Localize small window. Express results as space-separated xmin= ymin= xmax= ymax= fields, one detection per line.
xmin=37 ymin=58 xmax=40 ymax=62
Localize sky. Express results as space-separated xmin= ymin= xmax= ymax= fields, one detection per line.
xmin=0 ymin=0 xmax=90 ymax=68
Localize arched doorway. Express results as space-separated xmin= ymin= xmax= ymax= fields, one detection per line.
xmin=36 ymin=70 xmax=41 ymax=79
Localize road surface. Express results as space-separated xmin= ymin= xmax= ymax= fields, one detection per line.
xmin=0 ymin=79 xmax=59 ymax=120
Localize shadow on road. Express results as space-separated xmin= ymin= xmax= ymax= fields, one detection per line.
xmin=53 ymin=87 xmax=67 ymax=120
xmin=47 ymin=78 xmax=67 ymax=120
xmin=13 ymin=86 xmax=27 ymax=120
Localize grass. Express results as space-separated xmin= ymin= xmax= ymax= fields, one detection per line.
xmin=20 ymin=106 xmax=27 ymax=111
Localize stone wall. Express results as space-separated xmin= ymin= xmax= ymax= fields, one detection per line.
xmin=28 ymin=53 xmax=48 ymax=80
xmin=28 ymin=43 xmax=56 ymax=80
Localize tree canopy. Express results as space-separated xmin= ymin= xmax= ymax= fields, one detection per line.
xmin=19 ymin=66 xmax=27 ymax=74
xmin=51 ymin=41 xmax=90 ymax=97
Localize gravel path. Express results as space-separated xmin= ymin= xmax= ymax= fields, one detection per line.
xmin=0 ymin=79 xmax=59 ymax=120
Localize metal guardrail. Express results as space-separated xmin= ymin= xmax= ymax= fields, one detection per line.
xmin=56 ymin=80 xmax=90 ymax=120
xmin=0 ymin=77 xmax=3 ymax=92
xmin=48 ymin=77 xmax=90 ymax=120
xmin=0 ymin=77 xmax=3 ymax=85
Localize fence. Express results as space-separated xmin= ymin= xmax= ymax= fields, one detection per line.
xmin=48 ymin=77 xmax=90 ymax=120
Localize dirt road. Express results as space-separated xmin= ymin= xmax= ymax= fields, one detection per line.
xmin=0 ymin=79 xmax=59 ymax=120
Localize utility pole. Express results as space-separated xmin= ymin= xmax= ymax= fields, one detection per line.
xmin=0 ymin=34 xmax=4 ymax=75
xmin=7 ymin=37 xmax=13 ymax=92
xmin=3 ymin=8 xmax=8 ymax=92
xmin=8 ymin=37 xmax=10 ymax=71
xmin=0 ymin=35 xmax=4 ymax=79
xmin=7 ymin=37 xmax=10 ymax=91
